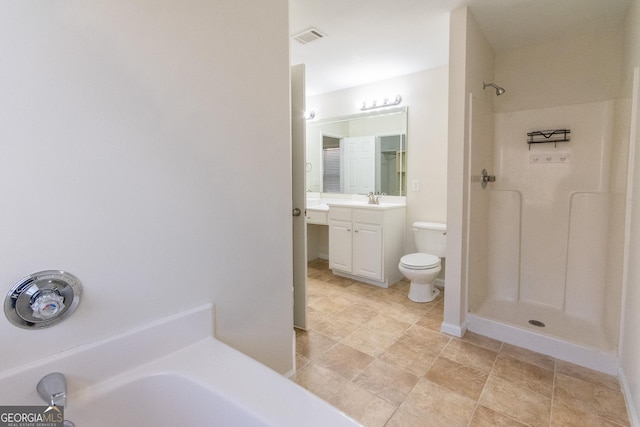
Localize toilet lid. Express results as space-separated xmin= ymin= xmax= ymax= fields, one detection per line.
xmin=400 ymin=253 xmax=440 ymax=269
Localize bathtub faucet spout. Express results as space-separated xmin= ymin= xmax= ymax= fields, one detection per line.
xmin=37 ymin=372 xmax=67 ymax=408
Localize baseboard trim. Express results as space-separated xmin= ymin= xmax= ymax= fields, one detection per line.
xmin=619 ymin=366 xmax=640 ymax=427
xmin=440 ymin=320 xmax=466 ymax=337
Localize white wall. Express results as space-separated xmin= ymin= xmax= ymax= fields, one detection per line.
xmin=620 ymin=0 xmax=640 ymax=424
xmin=0 ymin=0 xmax=293 ymax=374
xmin=306 ymin=67 xmax=449 ymax=251
xmin=493 ymin=27 xmax=623 ymax=113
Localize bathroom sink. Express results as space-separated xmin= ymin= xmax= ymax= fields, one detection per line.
xmin=326 ymin=201 xmax=403 ymax=209
xmin=306 ymin=203 xmax=329 ymax=211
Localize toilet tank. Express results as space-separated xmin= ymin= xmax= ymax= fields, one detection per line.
xmin=413 ymin=222 xmax=446 ymax=257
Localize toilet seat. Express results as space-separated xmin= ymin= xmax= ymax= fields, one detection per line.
xmin=400 ymin=253 xmax=440 ymax=270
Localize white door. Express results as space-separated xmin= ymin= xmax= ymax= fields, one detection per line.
xmin=342 ymin=136 xmax=375 ymax=194
xmin=291 ymin=64 xmax=307 ymax=329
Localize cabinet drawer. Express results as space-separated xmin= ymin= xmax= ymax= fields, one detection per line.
xmin=328 ymin=206 xmax=352 ymax=221
xmin=353 ymin=209 xmax=383 ymax=225
xmin=306 ymin=210 xmax=327 ymax=225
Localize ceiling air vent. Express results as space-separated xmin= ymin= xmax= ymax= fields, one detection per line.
xmin=293 ymin=27 xmax=326 ymax=44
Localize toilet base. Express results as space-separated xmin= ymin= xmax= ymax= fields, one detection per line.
xmin=408 ymin=282 xmax=440 ymax=303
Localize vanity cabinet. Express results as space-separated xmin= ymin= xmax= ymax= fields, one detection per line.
xmin=328 ymin=205 xmax=405 ymax=288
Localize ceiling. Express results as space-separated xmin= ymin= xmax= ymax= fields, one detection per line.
xmin=289 ymin=0 xmax=631 ymax=96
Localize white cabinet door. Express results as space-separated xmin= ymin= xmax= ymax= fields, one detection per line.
xmin=353 ymin=223 xmax=382 ymax=280
xmin=329 ymin=219 xmax=352 ymax=272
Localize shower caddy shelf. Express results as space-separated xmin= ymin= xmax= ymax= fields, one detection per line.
xmin=526 ymin=129 xmax=570 ymax=150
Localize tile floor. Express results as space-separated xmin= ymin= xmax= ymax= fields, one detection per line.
xmin=292 ymin=259 xmax=631 ymax=427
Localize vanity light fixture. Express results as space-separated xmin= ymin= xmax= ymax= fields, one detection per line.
xmin=360 ymin=95 xmax=402 ymax=111
xmin=304 ymin=110 xmax=316 ymax=120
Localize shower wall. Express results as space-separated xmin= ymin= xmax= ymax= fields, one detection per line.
xmin=487 ymin=101 xmax=615 ymax=327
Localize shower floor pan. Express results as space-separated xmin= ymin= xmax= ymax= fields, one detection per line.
xmin=467 ymin=298 xmax=618 ymax=375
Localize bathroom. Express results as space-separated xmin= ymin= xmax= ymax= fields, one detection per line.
xmin=298 ymin=0 xmax=640 ymax=423
xmin=303 ymin=68 xmax=448 ymax=285
xmin=0 ymin=0 xmax=640 ymax=425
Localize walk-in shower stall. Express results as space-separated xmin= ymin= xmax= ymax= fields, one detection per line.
xmin=466 ymin=98 xmax=627 ymax=373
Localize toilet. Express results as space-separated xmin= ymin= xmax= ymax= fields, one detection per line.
xmin=398 ymin=222 xmax=446 ymax=303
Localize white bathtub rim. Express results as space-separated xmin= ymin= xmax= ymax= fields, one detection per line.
xmin=0 ymin=303 xmax=215 ymax=404
xmin=65 ymin=338 xmax=359 ymax=427
xmin=0 ymin=303 xmax=360 ymax=427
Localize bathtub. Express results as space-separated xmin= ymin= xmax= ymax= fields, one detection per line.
xmin=0 ymin=304 xmax=360 ymax=427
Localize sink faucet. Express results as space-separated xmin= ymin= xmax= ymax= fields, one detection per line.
xmin=37 ymin=372 xmax=67 ymax=408
xmin=367 ymin=192 xmax=380 ymax=205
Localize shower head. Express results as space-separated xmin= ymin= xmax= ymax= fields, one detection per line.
xmin=483 ymin=82 xmax=506 ymax=96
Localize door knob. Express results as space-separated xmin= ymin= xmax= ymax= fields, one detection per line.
xmin=481 ymin=169 xmax=496 ymax=189
xmin=292 ymin=208 xmax=302 ymax=217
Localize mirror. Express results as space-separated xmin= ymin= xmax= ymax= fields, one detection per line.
xmin=306 ymin=107 xmax=407 ymax=196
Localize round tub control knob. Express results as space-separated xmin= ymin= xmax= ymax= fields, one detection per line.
xmin=31 ymin=291 xmax=66 ymax=320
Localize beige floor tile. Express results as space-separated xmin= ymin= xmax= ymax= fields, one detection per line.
xmin=341 ymin=282 xmax=377 ymax=299
xmin=299 ymin=262 xmax=631 ymax=427
xmin=385 ymin=408 xmax=429 ymax=427
xmin=381 ymin=300 xmax=428 ymax=324
xmin=554 ymin=373 xmax=629 ymax=426
xmin=379 ymin=339 xmax=437 ymax=377
xmin=295 ymin=352 xmax=310 ymax=370
xmin=341 ymin=327 xmax=397 ymax=357
xmin=307 ymin=270 xmax=330 ymax=281
xmin=363 ymin=313 xmax=411 ymax=338
xmin=314 ymin=342 xmax=374 ymax=381
xmin=395 ymin=295 xmax=440 ymax=313
xmin=292 ymin=362 xmax=349 ymax=402
xmin=306 ymin=277 xmax=335 ymax=294
xmin=551 ymin=400 xmax=624 ymax=427
xmin=492 ymin=354 xmax=554 ymax=396
xmin=368 ymin=286 xmax=406 ymax=303
xmin=479 ymin=375 xmax=551 ymax=427
xmin=460 ymin=331 xmax=503 ymax=352
xmin=308 ymin=295 xmax=354 ymax=314
xmin=308 ymin=260 xmax=332 ymax=272
xmin=312 ymin=316 xmax=360 ymax=341
xmin=555 ymin=359 xmax=621 ymax=391
xmin=427 ymin=301 xmax=445 ymax=317
xmin=390 ymin=279 xmax=410 ymax=291
xmin=326 ymin=275 xmax=357 ymax=287
xmin=295 ymin=329 xmax=337 ymax=360
xmin=440 ymin=338 xmax=498 ymax=373
xmin=400 ymin=377 xmax=477 ymax=427
xmin=425 ymin=356 xmax=489 ymax=401
xmin=415 ymin=312 xmax=443 ymax=331
xmin=306 ymin=306 xmax=328 ymax=329
xmin=331 ymin=302 xmax=380 ymax=326
xmin=397 ymin=324 xmax=451 ymax=355
xmin=470 ymin=405 xmax=528 ymax=426
xmin=499 ymin=343 xmax=556 ymax=371
xmin=328 ymin=382 xmax=397 ymax=427
xmin=353 ymin=359 xmax=419 ymax=404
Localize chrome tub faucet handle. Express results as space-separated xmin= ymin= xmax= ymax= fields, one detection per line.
xmin=37 ymin=372 xmax=67 ymax=408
